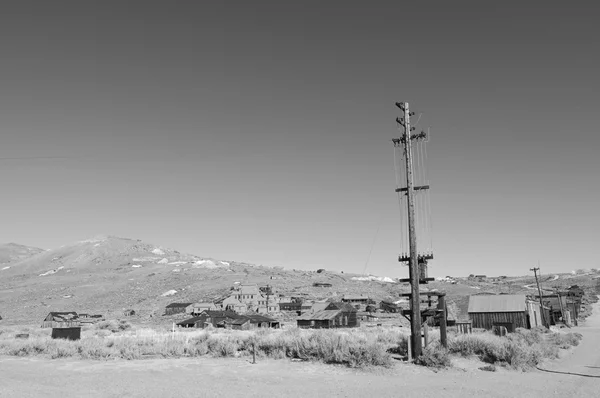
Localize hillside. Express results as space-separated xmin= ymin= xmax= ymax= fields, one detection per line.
xmin=1 ymin=235 xmax=598 ymax=327
xmin=0 ymin=243 xmax=45 ymax=267
xmin=0 ymin=236 xmax=405 ymax=326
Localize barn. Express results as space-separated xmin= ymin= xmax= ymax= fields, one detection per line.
xmin=468 ymin=294 xmax=549 ymax=331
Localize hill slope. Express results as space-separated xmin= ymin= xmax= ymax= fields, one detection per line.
xmin=0 ymin=236 xmax=405 ymax=325
xmin=0 ymin=243 xmax=45 ymax=267
xmin=1 ymin=235 xmax=598 ymax=327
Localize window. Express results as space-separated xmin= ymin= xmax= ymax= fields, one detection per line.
xmin=344 ymin=316 xmax=348 ymax=326
xmin=310 ymin=320 xmax=315 ymax=327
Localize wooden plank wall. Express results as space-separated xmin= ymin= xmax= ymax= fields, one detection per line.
xmin=469 ymin=312 xmax=528 ymax=330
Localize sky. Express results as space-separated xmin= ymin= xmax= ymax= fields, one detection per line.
xmin=1 ymin=1 xmax=598 ymax=278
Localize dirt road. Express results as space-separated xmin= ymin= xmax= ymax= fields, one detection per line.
xmin=2 ymin=301 xmax=600 ymax=398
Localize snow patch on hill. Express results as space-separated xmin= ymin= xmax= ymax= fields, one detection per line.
xmin=161 ymin=289 xmax=177 ymax=297
xmin=351 ymin=275 xmax=395 ymax=283
xmin=39 ymin=266 xmax=64 ymax=277
xmin=152 ymin=248 xmax=165 ymax=255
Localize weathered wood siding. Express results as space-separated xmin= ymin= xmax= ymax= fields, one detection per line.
xmin=41 ymin=321 xmax=81 ymax=329
xmin=297 ymin=311 xmax=359 ymax=329
xmin=468 ymin=312 xmax=528 ymax=330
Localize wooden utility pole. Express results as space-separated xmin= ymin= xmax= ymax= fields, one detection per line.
xmin=530 ymin=267 xmax=547 ymax=327
xmin=395 ymin=101 xmax=422 ymax=358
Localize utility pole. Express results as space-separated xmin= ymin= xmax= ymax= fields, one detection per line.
xmin=395 ymin=101 xmax=422 ymax=358
xmin=530 ymin=267 xmax=547 ymax=327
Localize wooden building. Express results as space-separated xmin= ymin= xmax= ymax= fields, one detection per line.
xmin=279 ymin=300 xmax=303 ymax=312
xmin=313 ymin=282 xmax=332 ymax=288
xmin=41 ymin=312 xmax=80 ymax=328
xmin=177 ymin=311 xmax=279 ymax=329
xmin=164 ymin=303 xmax=193 ymax=315
xmin=468 ymin=294 xmax=549 ymax=331
xmin=190 ymin=303 xmax=217 ymax=315
xmin=341 ymin=294 xmax=371 ymax=305
xmin=297 ymin=302 xmax=358 ymax=329
xmin=51 ymin=327 xmax=81 ymax=340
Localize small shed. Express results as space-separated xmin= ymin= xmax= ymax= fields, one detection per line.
xmin=41 ymin=312 xmax=80 ymax=328
xmin=51 ymin=327 xmax=81 ymax=340
xmin=164 ymin=303 xmax=193 ymax=315
xmin=468 ymin=294 xmax=548 ymax=330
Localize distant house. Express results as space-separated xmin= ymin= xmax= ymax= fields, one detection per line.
xmin=222 ymin=297 xmax=247 ymax=313
xmin=164 ymin=303 xmax=193 ymax=316
xmin=177 ymin=311 xmax=279 ymax=330
xmin=313 ymin=282 xmax=332 ymax=288
xmin=123 ymin=309 xmax=136 ymax=317
xmin=468 ymin=294 xmax=549 ymax=331
xmin=297 ymin=302 xmax=359 ymax=329
xmin=41 ymin=312 xmax=80 ymax=328
xmin=245 ymin=314 xmax=280 ymax=329
xmin=220 ymin=284 xmax=280 ymax=314
xmin=190 ymin=303 xmax=217 ymax=315
xmin=341 ymin=294 xmax=370 ymax=305
xmin=279 ymin=300 xmax=303 ymax=312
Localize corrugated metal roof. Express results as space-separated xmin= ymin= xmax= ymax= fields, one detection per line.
xmin=297 ymin=310 xmax=342 ymax=321
xmin=468 ymin=294 xmax=527 ymax=313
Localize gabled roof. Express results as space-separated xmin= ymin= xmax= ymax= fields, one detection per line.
xmin=297 ymin=309 xmax=342 ymax=321
xmin=468 ymin=294 xmax=527 ymax=313
xmin=310 ymin=302 xmax=330 ymax=313
xmin=45 ymin=312 xmax=78 ymax=321
xmin=166 ymin=303 xmax=193 ymax=308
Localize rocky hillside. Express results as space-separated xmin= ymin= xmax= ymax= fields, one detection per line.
xmin=1 ymin=235 xmax=598 ymax=328
xmin=0 ymin=236 xmax=405 ymax=326
xmin=0 ymin=243 xmax=45 ymax=267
